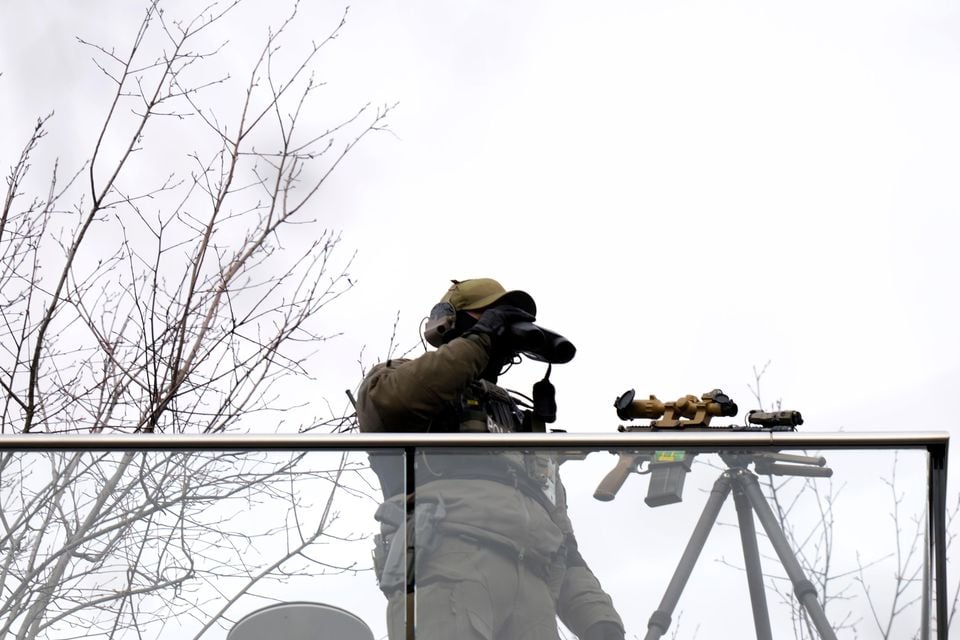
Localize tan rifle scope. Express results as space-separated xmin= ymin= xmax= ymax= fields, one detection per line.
xmin=614 ymin=389 xmax=738 ymax=428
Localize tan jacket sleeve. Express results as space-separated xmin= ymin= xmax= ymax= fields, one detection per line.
xmin=357 ymin=334 xmax=491 ymax=431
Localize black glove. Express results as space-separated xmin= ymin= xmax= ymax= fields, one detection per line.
xmin=582 ymin=621 xmax=625 ymax=640
xmin=463 ymin=305 xmax=534 ymax=382
xmin=463 ymin=305 xmax=535 ymax=346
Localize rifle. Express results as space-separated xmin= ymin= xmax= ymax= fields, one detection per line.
xmin=594 ymin=389 xmax=807 ymax=505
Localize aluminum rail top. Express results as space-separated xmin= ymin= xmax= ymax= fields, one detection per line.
xmin=0 ymin=430 xmax=949 ymax=451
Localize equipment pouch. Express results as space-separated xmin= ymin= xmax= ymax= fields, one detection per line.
xmin=374 ymin=496 xmax=405 ymax=592
xmin=458 ymin=380 xmax=523 ymax=433
xmin=374 ymin=496 xmax=405 ymax=529
xmin=378 ymin=497 xmax=447 ymax=594
xmin=372 ymin=533 xmax=389 ymax=579
xmin=414 ymin=497 xmax=446 ymax=560
xmin=379 ymin=528 xmax=406 ymax=593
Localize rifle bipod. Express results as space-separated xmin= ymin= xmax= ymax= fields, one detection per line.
xmin=642 ymin=454 xmax=837 ymax=640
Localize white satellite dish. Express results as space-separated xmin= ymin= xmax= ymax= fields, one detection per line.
xmin=227 ymin=602 xmax=375 ymax=640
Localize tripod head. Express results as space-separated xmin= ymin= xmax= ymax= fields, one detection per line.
xmin=723 ymin=451 xmax=832 ymax=478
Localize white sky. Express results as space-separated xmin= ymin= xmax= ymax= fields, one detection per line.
xmin=316 ymin=1 xmax=960 ymax=437
xmin=1 ymin=1 xmax=958 ymax=635
xmin=3 ymin=0 xmax=958 ymax=434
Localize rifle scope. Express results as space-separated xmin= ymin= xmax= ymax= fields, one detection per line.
xmin=614 ymin=389 xmax=737 ymax=422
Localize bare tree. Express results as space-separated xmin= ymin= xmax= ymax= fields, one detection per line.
xmin=2 ymin=0 xmax=393 ymax=436
xmin=741 ymin=362 xmax=952 ymax=639
xmin=744 ymin=362 xmax=859 ymax=638
xmin=852 ymin=453 xmax=926 ymax=639
xmin=0 ymin=448 xmax=378 ymax=639
xmin=1 ymin=1 xmax=390 ymax=636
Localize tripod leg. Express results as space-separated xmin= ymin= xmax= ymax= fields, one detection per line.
xmin=737 ymin=470 xmax=838 ymax=640
xmin=643 ymin=473 xmax=733 ymax=640
xmin=732 ymin=482 xmax=773 ymax=640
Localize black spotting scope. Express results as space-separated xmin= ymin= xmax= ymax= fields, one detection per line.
xmin=508 ymin=322 xmax=576 ymax=364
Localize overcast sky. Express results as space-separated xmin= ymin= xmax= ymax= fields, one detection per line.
xmin=321 ymin=1 xmax=960 ymax=438
xmin=2 ymin=1 xmax=957 ymax=636
xmin=4 ymin=0 xmax=958 ymax=436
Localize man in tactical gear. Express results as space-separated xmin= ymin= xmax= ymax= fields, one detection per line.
xmin=357 ymin=278 xmax=625 ymax=640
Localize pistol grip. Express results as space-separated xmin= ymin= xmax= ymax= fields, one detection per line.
xmin=594 ymin=454 xmax=637 ymax=501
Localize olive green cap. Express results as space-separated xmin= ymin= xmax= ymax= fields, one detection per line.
xmin=440 ymin=278 xmax=537 ymax=316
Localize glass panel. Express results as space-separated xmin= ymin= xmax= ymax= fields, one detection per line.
xmin=0 ymin=448 xmax=400 ymax=640
xmin=410 ymin=446 xmax=930 ymax=640
xmin=412 ymin=448 xmax=575 ymax=640
xmin=0 ymin=444 xmax=936 ymax=639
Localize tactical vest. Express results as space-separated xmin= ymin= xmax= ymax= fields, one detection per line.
xmin=414 ymin=379 xmax=560 ymax=507
xmin=366 ymin=377 xmax=560 ymax=511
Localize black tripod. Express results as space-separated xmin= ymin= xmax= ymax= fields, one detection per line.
xmin=643 ymin=452 xmax=837 ymax=640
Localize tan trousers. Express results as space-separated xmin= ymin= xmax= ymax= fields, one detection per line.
xmin=386 ymin=535 xmax=560 ymax=640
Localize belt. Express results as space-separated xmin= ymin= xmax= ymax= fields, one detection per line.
xmin=416 ymin=454 xmax=556 ymax=515
xmin=451 ymin=532 xmax=565 ymax=581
